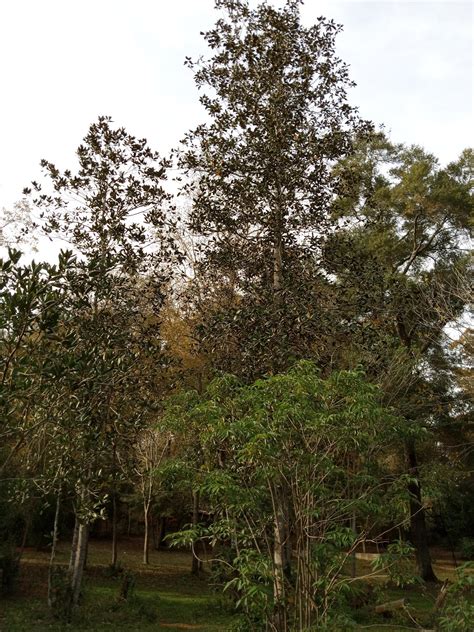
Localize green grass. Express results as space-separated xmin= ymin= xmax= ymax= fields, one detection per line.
xmin=0 ymin=539 xmax=237 ymax=631
xmin=0 ymin=540 xmax=470 ymax=631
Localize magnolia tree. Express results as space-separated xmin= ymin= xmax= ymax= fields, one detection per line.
xmin=178 ymin=0 xmax=375 ymax=601
xmin=21 ymin=117 xmax=177 ymax=616
xmin=0 ymin=248 xmax=75 ymax=596
xmin=179 ymin=0 xmax=373 ymax=377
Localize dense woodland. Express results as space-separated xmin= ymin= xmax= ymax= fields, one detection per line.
xmin=0 ymin=1 xmax=473 ymax=631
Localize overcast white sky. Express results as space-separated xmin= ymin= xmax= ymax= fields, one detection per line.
xmin=0 ymin=0 xmax=472 ymax=213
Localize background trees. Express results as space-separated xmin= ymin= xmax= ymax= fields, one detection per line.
xmin=322 ymin=140 xmax=473 ymax=580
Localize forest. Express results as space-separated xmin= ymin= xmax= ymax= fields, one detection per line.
xmin=0 ymin=1 xmax=473 ymax=631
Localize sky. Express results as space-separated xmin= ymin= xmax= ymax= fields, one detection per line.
xmin=0 ymin=0 xmax=472 ymax=216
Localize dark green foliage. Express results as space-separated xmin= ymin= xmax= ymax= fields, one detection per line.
xmin=437 ymin=564 xmax=474 ymax=631
xmin=26 ymin=115 xmax=177 ymax=274
xmin=180 ymin=0 xmax=373 ymax=378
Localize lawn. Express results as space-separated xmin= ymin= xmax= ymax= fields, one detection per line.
xmin=0 ymin=539 xmax=237 ymax=631
xmin=0 ymin=540 xmax=470 ymax=631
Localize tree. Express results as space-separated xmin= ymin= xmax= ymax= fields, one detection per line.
xmin=0 ymin=248 xmax=73 ymax=596
xmin=178 ymin=2 xmax=374 ymax=596
xmin=323 ymin=140 xmax=473 ymax=580
xmin=23 ymin=116 xmax=176 ymax=614
xmin=179 ymin=0 xmax=373 ymax=377
xmin=133 ymin=428 xmax=173 ymax=565
xmin=0 ymin=200 xmax=37 ymax=250
xmin=166 ymin=362 xmax=414 ymax=631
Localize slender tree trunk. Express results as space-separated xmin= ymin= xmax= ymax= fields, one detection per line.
xmin=70 ymin=522 xmax=89 ymax=607
xmin=111 ymin=443 xmax=118 ymax=568
xmin=282 ymin=494 xmax=292 ymax=580
xmin=271 ymin=484 xmax=288 ymax=632
xmin=111 ymin=493 xmax=118 ymax=568
xmin=406 ymin=439 xmax=437 ymax=582
xmin=47 ymin=490 xmax=61 ymax=607
xmin=69 ymin=516 xmax=79 ymax=573
xmin=273 ymin=512 xmax=288 ymax=631
xmin=143 ymin=504 xmax=150 ymax=565
xmin=191 ymin=490 xmax=201 ymax=575
xmin=271 ymin=212 xmax=289 ymax=631
xmin=273 ymin=235 xmax=283 ymax=294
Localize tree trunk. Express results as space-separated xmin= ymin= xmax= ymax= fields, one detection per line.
xmin=191 ymin=490 xmax=201 ymax=575
xmin=68 ymin=516 xmax=79 ymax=573
xmin=272 ymin=485 xmax=288 ymax=632
xmin=273 ymin=514 xmax=288 ymax=631
xmin=47 ymin=490 xmax=61 ymax=608
xmin=143 ymin=505 xmax=150 ymax=565
xmin=406 ymin=439 xmax=437 ymax=582
xmin=70 ymin=522 xmax=89 ymax=607
xmin=111 ymin=493 xmax=118 ymax=568
xmin=273 ymin=234 xmax=283 ymax=294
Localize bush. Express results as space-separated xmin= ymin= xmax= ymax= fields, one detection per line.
xmin=437 ymin=563 xmax=474 ymax=632
xmin=438 ymin=599 xmax=474 ymax=632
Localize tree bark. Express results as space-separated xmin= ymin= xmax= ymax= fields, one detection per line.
xmin=272 ymin=484 xmax=288 ymax=632
xmin=68 ymin=516 xmax=79 ymax=573
xmin=47 ymin=490 xmax=61 ymax=608
xmin=281 ymin=494 xmax=292 ymax=580
xmin=395 ymin=315 xmax=438 ymax=584
xmin=273 ymin=233 xmax=283 ymax=294
xmin=143 ymin=505 xmax=150 ymax=565
xmin=406 ymin=439 xmax=437 ymax=582
xmin=70 ymin=522 xmax=89 ymax=607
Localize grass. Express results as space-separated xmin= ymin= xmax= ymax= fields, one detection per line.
xmin=0 ymin=540 xmax=471 ymax=631
xmin=0 ymin=539 xmax=237 ymax=631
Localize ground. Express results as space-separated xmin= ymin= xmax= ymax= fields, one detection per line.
xmin=0 ymin=538 xmax=236 ymax=632
xmin=0 ymin=539 xmax=470 ymax=631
